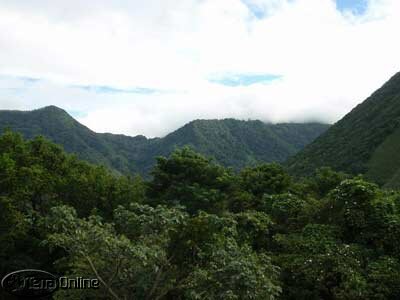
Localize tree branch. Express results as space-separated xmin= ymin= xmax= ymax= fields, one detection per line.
xmin=84 ymin=254 xmax=124 ymax=300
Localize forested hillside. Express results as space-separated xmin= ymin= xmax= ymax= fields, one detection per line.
xmin=0 ymin=106 xmax=329 ymax=176
xmin=2 ymin=131 xmax=400 ymax=299
xmin=288 ymin=72 xmax=400 ymax=188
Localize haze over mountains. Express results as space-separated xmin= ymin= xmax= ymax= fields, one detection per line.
xmin=0 ymin=106 xmax=329 ymax=176
xmin=3 ymin=71 xmax=400 ymax=186
xmin=288 ymin=72 xmax=400 ymax=188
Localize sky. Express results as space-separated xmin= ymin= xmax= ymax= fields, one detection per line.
xmin=1 ymin=0 xmax=400 ymax=137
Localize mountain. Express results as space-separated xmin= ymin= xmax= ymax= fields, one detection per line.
xmin=287 ymin=72 xmax=400 ymax=188
xmin=0 ymin=106 xmax=330 ymax=176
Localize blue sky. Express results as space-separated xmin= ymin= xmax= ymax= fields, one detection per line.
xmin=74 ymin=85 xmax=159 ymax=95
xmin=242 ymin=0 xmax=368 ymax=19
xmin=209 ymin=74 xmax=281 ymax=87
xmin=241 ymin=0 xmax=268 ymax=18
xmin=0 ymin=0 xmax=399 ymax=137
xmin=336 ymin=0 xmax=367 ymax=14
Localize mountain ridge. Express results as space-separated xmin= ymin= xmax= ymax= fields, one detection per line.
xmin=0 ymin=105 xmax=330 ymax=176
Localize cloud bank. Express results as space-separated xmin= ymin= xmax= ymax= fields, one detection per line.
xmin=0 ymin=0 xmax=400 ymax=137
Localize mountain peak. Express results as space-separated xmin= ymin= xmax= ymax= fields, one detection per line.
xmin=36 ymin=105 xmax=69 ymax=115
xmin=41 ymin=105 xmax=63 ymax=110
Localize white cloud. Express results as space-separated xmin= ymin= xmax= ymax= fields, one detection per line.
xmin=0 ymin=0 xmax=400 ymax=137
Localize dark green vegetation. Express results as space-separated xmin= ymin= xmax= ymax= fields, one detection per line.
xmin=288 ymin=72 xmax=400 ymax=188
xmin=2 ymin=131 xmax=400 ymax=299
xmin=0 ymin=106 xmax=329 ymax=176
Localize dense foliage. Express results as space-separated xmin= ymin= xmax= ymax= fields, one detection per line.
xmin=0 ymin=106 xmax=329 ymax=176
xmin=288 ymin=72 xmax=400 ymax=188
xmin=2 ymin=131 xmax=400 ymax=299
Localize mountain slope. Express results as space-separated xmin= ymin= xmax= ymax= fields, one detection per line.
xmin=137 ymin=119 xmax=330 ymax=174
xmin=287 ymin=72 xmax=400 ymax=187
xmin=0 ymin=106 xmax=330 ymax=176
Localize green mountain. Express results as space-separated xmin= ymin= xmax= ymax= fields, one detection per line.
xmin=0 ymin=105 xmax=329 ymax=176
xmin=287 ymin=71 xmax=400 ymax=188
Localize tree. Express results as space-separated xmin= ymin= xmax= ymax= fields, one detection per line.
xmin=45 ymin=205 xmax=282 ymax=300
xmin=45 ymin=204 xmax=184 ymax=300
xmin=239 ymin=163 xmax=291 ymax=198
xmin=147 ymin=147 xmax=234 ymax=214
xmin=366 ymin=256 xmax=400 ymax=299
xmin=274 ymin=224 xmax=368 ymax=300
xmin=312 ymin=167 xmax=348 ymax=197
xmin=169 ymin=212 xmax=281 ymax=300
xmin=324 ymin=178 xmax=379 ymax=243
